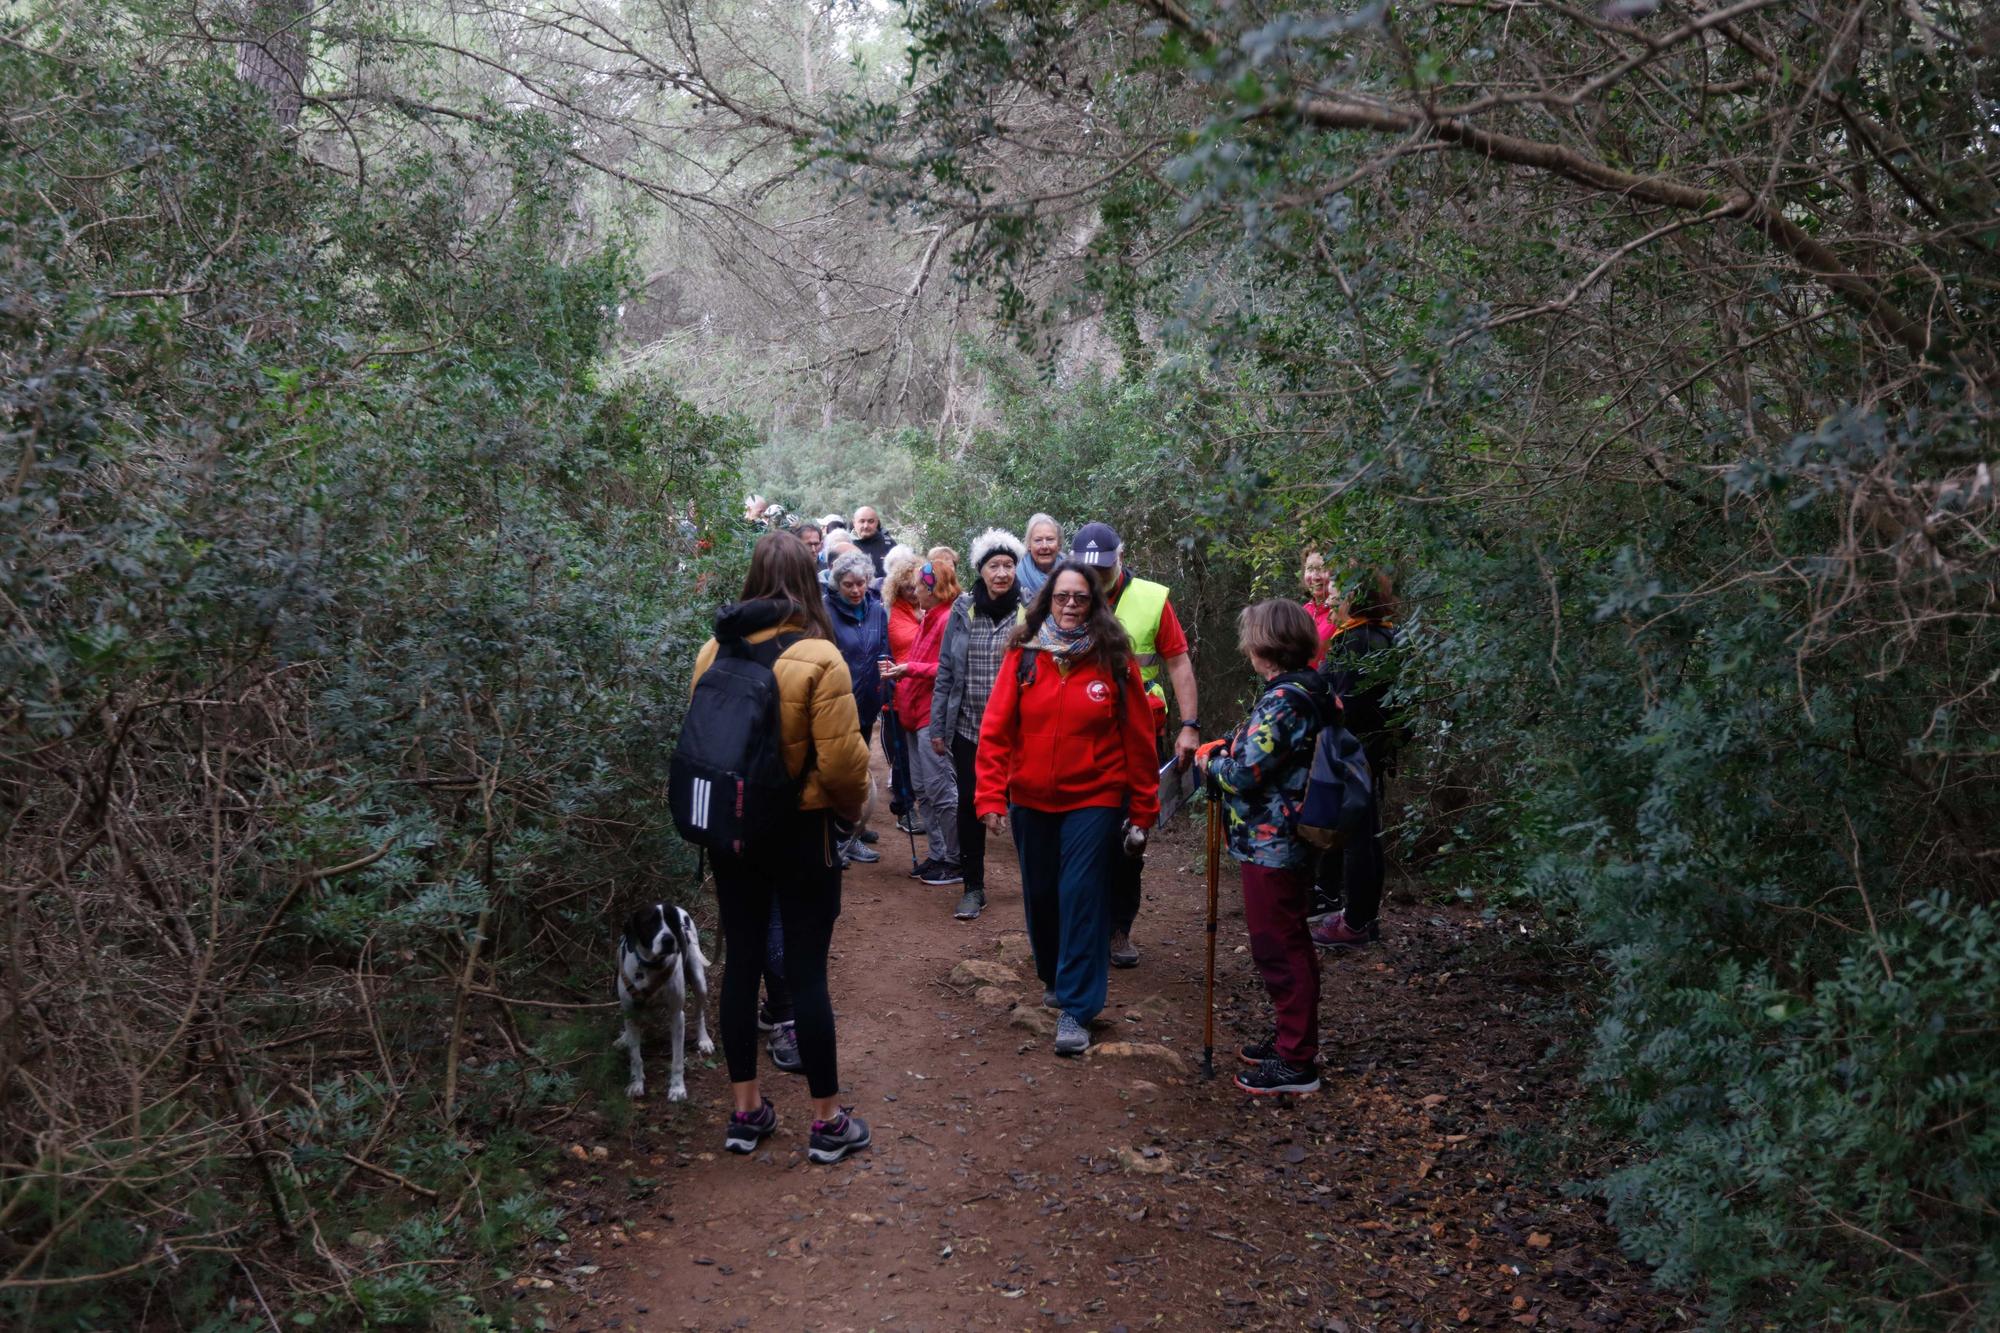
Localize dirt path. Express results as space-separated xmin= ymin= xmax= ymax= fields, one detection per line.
xmin=535 ymin=762 xmax=1693 ymax=1332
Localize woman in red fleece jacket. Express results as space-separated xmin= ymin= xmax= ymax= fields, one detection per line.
xmin=976 ymin=562 xmax=1159 ymax=1056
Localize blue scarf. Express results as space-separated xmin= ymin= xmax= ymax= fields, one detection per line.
xmin=831 ymin=593 xmax=869 ymax=625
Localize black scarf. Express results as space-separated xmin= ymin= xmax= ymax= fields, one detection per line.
xmin=972 ymin=581 xmax=1021 ymax=622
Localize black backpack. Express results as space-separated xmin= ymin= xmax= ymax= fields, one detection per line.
xmin=669 ymin=634 xmax=803 ymax=855
xmin=1273 ymin=679 xmax=1375 ymax=850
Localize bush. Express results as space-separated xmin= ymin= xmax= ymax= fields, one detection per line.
xmin=0 ymin=28 xmax=744 ymax=1326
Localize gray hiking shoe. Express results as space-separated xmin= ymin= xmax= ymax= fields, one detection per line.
xmin=1109 ymin=931 xmax=1140 ymax=968
xmin=767 ymin=1021 xmax=802 ymax=1074
xmin=808 ymin=1109 xmax=872 ymax=1164
xmin=1042 ymin=988 xmax=1058 ymax=1009
xmin=1053 ymin=1013 xmax=1089 ymax=1056
xmin=845 ymin=839 xmax=881 ymax=864
xmin=953 ymin=887 xmax=985 ymax=920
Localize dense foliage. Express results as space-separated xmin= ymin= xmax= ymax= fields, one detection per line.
xmin=0 ymin=20 xmax=742 ymax=1328
xmin=861 ymin=0 xmax=2000 ymax=1324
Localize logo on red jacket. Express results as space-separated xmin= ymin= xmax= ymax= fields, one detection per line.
xmin=1086 ymin=680 xmax=1111 ymax=704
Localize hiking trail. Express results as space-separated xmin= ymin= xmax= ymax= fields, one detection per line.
xmin=538 ymin=757 xmax=1691 ymax=1332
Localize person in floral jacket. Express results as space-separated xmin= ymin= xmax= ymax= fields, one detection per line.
xmin=1196 ymin=599 xmax=1337 ymax=1096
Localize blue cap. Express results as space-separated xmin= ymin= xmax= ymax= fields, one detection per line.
xmin=1069 ymin=522 xmax=1121 ymax=567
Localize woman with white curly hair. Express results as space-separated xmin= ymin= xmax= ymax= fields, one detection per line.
xmin=929 ymin=527 xmax=1027 ymax=920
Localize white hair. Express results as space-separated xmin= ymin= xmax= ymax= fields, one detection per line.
xmin=828 ymin=549 xmax=874 ymax=587
xmin=1025 ymin=512 xmax=1060 ymax=539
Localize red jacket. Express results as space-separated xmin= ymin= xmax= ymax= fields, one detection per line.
xmin=974 ymin=647 xmax=1160 ymax=827
xmin=888 ymin=598 xmax=922 ymax=663
xmin=896 ymin=601 xmax=949 ymax=729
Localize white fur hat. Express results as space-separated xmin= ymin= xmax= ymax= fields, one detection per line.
xmin=969 ymin=527 xmax=1027 ymax=574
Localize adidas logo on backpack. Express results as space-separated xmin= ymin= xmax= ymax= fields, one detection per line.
xmin=669 ymin=633 xmax=803 ymax=854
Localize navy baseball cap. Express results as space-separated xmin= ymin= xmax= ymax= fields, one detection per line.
xmin=1070 ymin=522 xmax=1122 ymax=567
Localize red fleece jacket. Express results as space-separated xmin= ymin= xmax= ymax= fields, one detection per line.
xmin=895 ymin=601 xmax=949 ymax=729
xmin=974 ymin=647 xmax=1161 ymax=826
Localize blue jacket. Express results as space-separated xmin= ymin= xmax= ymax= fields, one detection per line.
xmin=825 ymin=590 xmax=889 ymax=729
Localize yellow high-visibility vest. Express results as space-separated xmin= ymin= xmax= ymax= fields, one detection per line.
xmin=1112 ymin=576 xmax=1171 ymax=703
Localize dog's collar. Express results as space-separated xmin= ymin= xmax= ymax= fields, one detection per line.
xmin=636 ymin=952 xmax=671 ymax=970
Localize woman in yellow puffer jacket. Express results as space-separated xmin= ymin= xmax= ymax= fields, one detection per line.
xmin=688 ymin=532 xmax=874 ymax=1163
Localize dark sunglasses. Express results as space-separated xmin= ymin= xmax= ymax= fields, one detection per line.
xmin=1050 ymin=590 xmax=1091 ymax=604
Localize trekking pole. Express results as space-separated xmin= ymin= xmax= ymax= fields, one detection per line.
xmin=1201 ymin=780 xmax=1222 ymax=1080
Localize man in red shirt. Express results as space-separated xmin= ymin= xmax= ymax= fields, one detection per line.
xmin=1069 ymin=523 xmax=1200 ymax=968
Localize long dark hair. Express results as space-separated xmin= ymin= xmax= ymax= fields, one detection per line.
xmin=1012 ymin=560 xmax=1134 ymax=681
xmin=742 ymin=531 xmax=834 ymax=639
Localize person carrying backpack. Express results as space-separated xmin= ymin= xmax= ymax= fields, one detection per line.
xmin=1310 ymin=569 xmax=1399 ymax=948
xmin=1194 ymin=599 xmax=1338 ymax=1096
xmin=679 ymin=531 xmax=874 ymax=1164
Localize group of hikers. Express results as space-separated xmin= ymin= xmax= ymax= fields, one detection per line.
xmin=680 ymin=505 xmax=1398 ymax=1164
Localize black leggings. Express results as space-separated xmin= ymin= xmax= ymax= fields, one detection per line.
xmin=1315 ymin=772 xmax=1385 ymax=927
xmin=951 ymin=731 xmax=986 ymax=891
xmin=712 ymin=812 xmax=843 ymax=1098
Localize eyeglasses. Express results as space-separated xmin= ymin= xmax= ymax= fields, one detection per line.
xmin=1050 ymin=591 xmax=1090 ymax=605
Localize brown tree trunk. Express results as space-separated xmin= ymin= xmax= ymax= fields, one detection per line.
xmin=234 ymin=0 xmax=310 ymax=129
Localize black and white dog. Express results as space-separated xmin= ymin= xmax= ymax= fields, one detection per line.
xmin=613 ymin=904 xmax=714 ymax=1101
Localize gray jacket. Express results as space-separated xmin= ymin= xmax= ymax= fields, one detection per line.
xmin=929 ymin=593 xmax=1016 ymax=741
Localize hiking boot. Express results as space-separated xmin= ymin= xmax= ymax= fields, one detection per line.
xmin=1239 ymin=1035 xmax=1279 ymax=1066
xmin=808 ymin=1109 xmax=872 ymax=1164
xmin=1235 ymin=1058 xmax=1321 ymax=1096
xmin=1109 ymin=931 xmax=1140 ymax=968
xmin=767 ymin=1021 xmax=802 ymax=1074
xmin=845 ymin=840 xmax=881 ymax=864
xmin=896 ymin=810 xmax=921 ymax=835
xmin=1042 ymin=988 xmax=1058 ymax=1009
xmin=858 ymin=828 xmax=879 ymax=844
xmin=921 ymin=860 xmax=964 ymax=886
xmin=953 ymin=888 xmax=985 ymax=920
xmin=1053 ymin=1013 xmax=1089 ymax=1056
xmin=724 ymin=1097 xmax=777 ymax=1154
xmin=1310 ymin=910 xmax=1379 ymax=949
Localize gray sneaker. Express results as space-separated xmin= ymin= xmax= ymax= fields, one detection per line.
xmin=845 ymin=840 xmax=881 ymax=864
xmin=953 ymin=888 xmax=985 ymax=920
xmin=1053 ymin=1013 xmax=1089 ymax=1056
xmin=767 ymin=1021 xmax=802 ymax=1074
xmin=1041 ymin=988 xmax=1058 ymax=1009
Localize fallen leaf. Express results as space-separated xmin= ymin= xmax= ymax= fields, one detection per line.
xmin=1527 ymin=1231 xmax=1553 ymax=1249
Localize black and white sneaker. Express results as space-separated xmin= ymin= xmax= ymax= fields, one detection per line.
xmin=724 ymin=1097 xmax=778 ymax=1154
xmin=907 ymin=857 xmax=933 ymax=880
xmin=808 ymin=1109 xmax=872 ymax=1164
xmin=767 ymin=1021 xmax=802 ymax=1074
xmin=921 ymin=861 xmax=964 ymax=886
xmin=896 ymin=811 xmax=921 ymax=835
xmin=1239 ymin=1036 xmax=1279 ymax=1066
xmin=1234 ymin=1058 xmax=1321 ymax=1096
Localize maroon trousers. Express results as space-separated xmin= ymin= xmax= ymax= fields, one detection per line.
xmin=1240 ymin=862 xmax=1321 ymax=1066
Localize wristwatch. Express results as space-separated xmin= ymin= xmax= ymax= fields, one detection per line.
xmin=1179 ymin=718 xmax=1200 ymax=732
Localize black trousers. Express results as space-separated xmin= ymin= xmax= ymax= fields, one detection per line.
xmin=1314 ymin=771 xmax=1385 ymax=927
xmin=712 ymin=811 xmax=843 ymax=1098
xmin=951 ymin=731 xmax=986 ymax=892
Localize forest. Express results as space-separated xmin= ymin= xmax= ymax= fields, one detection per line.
xmin=1 ymin=0 xmax=1995 ymax=1329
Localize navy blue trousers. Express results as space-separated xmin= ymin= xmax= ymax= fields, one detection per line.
xmin=1010 ymin=805 xmax=1122 ymax=1025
